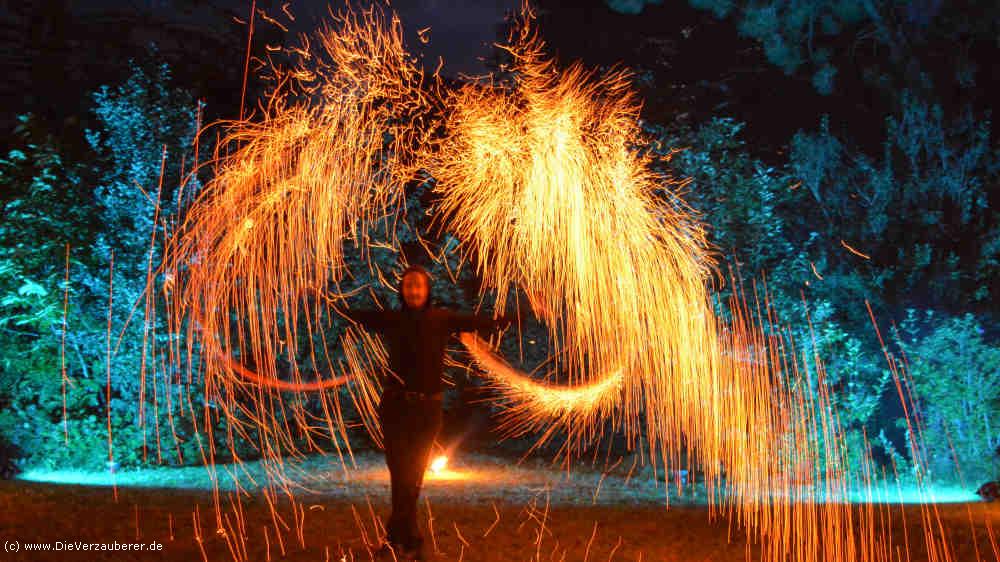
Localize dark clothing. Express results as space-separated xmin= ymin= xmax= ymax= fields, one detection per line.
xmin=378 ymin=391 xmax=442 ymax=552
xmin=341 ymin=300 xmax=504 ymax=553
xmin=342 ymin=306 xmax=501 ymax=393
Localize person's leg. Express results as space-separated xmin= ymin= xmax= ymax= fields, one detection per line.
xmin=396 ymin=432 xmax=422 ymax=551
xmin=397 ymin=400 xmax=443 ymax=555
xmin=380 ymin=396 xmax=408 ymax=549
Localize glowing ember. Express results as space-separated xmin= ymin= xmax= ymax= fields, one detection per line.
xmin=429 ymin=455 xmax=448 ymax=474
xmin=146 ymin=3 xmax=984 ymax=562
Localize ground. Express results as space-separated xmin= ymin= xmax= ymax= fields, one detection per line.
xmin=1 ymin=451 xmax=998 ymax=561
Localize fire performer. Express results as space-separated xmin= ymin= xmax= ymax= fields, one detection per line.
xmin=339 ymin=264 xmax=510 ymax=560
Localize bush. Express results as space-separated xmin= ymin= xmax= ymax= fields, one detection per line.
xmin=647 ymin=113 xmax=999 ymax=482
xmin=893 ymin=311 xmax=1000 ymax=483
xmin=0 ymin=58 xmax=215 ymax=471
xmin=790 ymin=95 xmax=998 ymax=315
xmin=0 ymin=115 xmax=103 ymax=469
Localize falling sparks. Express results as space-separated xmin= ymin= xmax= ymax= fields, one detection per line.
xmin=168 ymin=0 xmax=430 ymax=444
xmin=123 ymin=2 xmax=992 ymax=561
xmin=841 ymin=239 xmax=872 ymax=260
xmin=157 ymin=2 xmax=435 ymax=549
xmin=429 ymin=24 xmax=718 ymax=469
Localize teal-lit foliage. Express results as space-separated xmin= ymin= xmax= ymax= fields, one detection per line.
xmin=647 ymin=114 xmax=998 ymax=483
xmin=78 ymin=59 xmax=210 ymax=469
xmin=892 ymin=312 xmax=1000 ymax=483
xmin=0 ymin=61 xmax=213 ymax=472
xmin=654 ymin=0 xmax=1000 ymax=483
xmin=605 ymin=0 xmax=665 ymax=16
xmin=0 ymin=115 xmax=101 ymax=470
xmin=790 ymin=100 xmax=998 ymax=314
xmin=680 ymin=0 xmax=998 ymax=99
xmin=649 ymin=118 xmax=889 ymax=469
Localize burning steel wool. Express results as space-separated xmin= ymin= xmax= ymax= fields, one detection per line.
xmin=427 ymin=23 xmax=723 ymax=466
xmin=166 ymin=5 xmax=433 ymax=454
xmin=142 ymin=2 xmax=996 ymax=562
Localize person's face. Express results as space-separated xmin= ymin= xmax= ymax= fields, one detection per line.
xmin=401 ymin=271 xmax=430 ymax=309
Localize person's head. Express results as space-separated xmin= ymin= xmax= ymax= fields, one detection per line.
xmin=399 ymin=265 xmax=431 ymax=310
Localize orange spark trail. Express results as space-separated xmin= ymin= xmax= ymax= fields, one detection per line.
xmin=421 ymin=11 xmax=975 ymax=562
xmin=428 ymin=17 xmax=722 ymax=471
xmin=146 ymin=3 xmax=983 ymax=562
xmin=161 ymin=2 xmax=431 ymax=544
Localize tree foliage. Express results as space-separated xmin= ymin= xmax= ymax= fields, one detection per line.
xmin=893 ymin=311 xmax=1000 ymax=482
xmin=0 ymin=60 xmax=207 ymax=472
xmin=648 ymin=113 xmax=998 ymax=482
xmin=681 ymin=0 xmax=999 ymax=100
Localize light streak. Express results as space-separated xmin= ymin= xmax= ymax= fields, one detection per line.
xmin=158 ymin=2 xmax=431 ymax=547
xmin=423 ymin=11 xmax=982 ymax=561
xmin=429 ymin=15 xmax=732 ymax=486
xmin=138 ymin=2 xmax=988 ymax=561
xmin=429 ymin=455 xmax=449 ymax=474
xmin=810 ymin=261 xmax=824 ymax=280
xmin=61 ymin=243 xmax=70 ymax=444
xmin=239 ymin=0 xmax=256 ymax=121
xmin=216 ymin=350 xmax=352 ymax=392
xmin=460 ymin=333 xmax=624 ymax=449
xmin=841 ymin=239 xmax=872 ymax=260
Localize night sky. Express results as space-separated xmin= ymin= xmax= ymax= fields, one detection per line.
xmin=0 ymin=2 xmax=998 ymax=560
xmin=74 ymin=0 xmax=522 ymax=76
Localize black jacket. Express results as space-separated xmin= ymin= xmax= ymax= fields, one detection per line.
xmin=342 ymin=306 xmax=502 ymax=393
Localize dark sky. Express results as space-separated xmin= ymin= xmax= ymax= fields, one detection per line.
xmin=73 ymin=0 xmax=522 ymax=76
xmin=312 ymin=0 xmax=520 ymax=76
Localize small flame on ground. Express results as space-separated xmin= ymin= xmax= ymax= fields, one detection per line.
xmin=429 ymin=456 xmax=448 ymax=474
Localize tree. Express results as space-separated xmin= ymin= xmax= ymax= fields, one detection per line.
xmin=0 ymin=59 xmax=210 ymax=471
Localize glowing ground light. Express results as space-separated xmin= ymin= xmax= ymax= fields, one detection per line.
xmin=429 ymin=456 xmax=448 ymax=474
xmin=424 ymin=455 xmax=468 ymax=481
xmin=16 ymin=467 xmax=983 ymax=505
xmin=139 ymin=3 xmax=997 ymax=562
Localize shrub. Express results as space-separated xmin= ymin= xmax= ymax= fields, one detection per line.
xmin=892 ymin=311 xmax=1000 ymax=483
xmin=0 ymin=59 xmax=215 ymax=471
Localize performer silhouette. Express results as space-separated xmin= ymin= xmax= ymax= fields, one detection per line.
xmin=340 ymin=264 xmax=509 ymax=561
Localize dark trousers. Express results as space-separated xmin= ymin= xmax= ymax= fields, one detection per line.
xmin=378 ymin=393 xmax=443 ymax=551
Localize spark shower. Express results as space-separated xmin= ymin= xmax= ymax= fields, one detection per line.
xmin=133 ymin=3 xmax=996 ymax=561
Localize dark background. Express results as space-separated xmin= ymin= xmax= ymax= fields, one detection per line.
xmin=1 ymin=0 xmax=997 ymax=482
xmin=3 ymin=0 xmax=997 ymax=159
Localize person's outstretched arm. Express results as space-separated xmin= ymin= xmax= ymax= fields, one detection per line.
xmin=337 ymin=306 xmax=391 ymax=333
xmin=308 ymin=288 xmax=391 ymax=333
xmin=447 ymin=309 xmax=512 ymax=334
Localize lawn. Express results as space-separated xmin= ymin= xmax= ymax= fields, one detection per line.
xmin=1 ymin=451 xmax=997 ymax=561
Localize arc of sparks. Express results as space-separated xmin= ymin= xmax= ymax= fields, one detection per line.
xmin=214 ymin=350 xmax=352 ymax=392
xmin=162 ymin=3 xmax=417 ymax=486
xmin=154 ymin=4 xmax=971 ymax=561
xmin=426 ymin=17 xmax=722 ymax=463
xmin=460 ymin=333 xmax=624 ymax=415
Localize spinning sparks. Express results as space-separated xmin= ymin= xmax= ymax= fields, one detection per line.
xmin=430 ymin=21 xmax=730 ymax=473
xmin=460 ymin=333 xmax=625 ymax=447
xmin=143 ymin=3 xmax=992 ymax=562
xmin=167 ymin=4 xmax=429 ymax=454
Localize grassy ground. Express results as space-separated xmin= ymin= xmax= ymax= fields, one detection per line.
xmin=1 ymin=451 xmax=997 ymax=561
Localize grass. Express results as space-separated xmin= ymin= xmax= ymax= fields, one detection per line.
xmin=2 ymin=450 xmax=997 ymax=561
